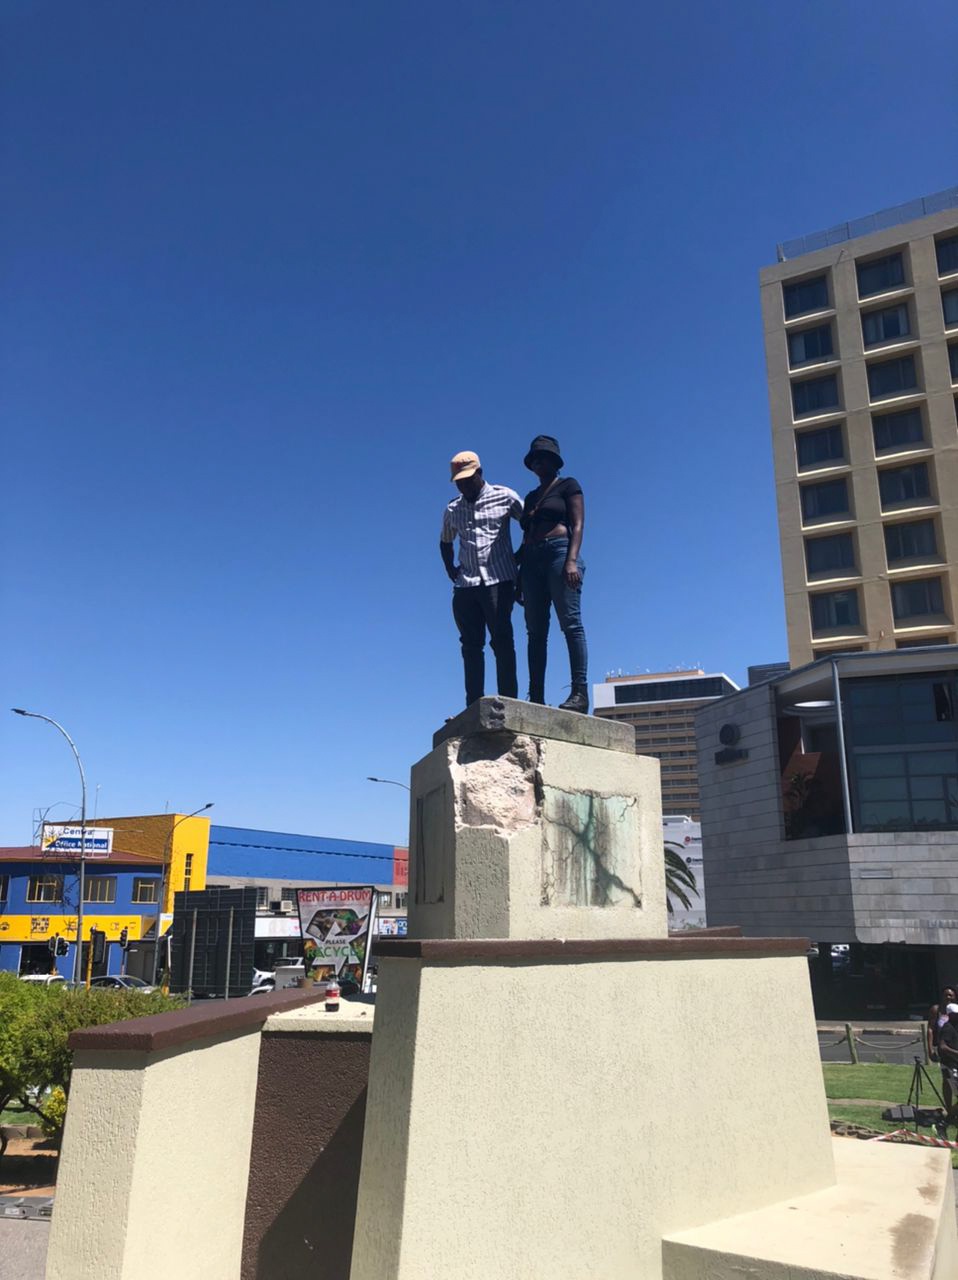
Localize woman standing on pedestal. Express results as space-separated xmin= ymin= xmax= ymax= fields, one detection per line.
xmin=519 ymin=435 xmax=589 ymax=713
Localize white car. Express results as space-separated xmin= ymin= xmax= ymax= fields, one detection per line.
xmin=89 ymin=975 xmax=157 ymax=993
xmin=19 ymin=973 xmax=66 ymax=985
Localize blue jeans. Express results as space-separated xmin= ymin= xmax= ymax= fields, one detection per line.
xmin=521 ymin=536 xmax=588 ymax=701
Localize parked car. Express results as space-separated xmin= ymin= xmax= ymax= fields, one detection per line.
xmin=89 ymin=975 xmax=157 ymax=993
xmin=18 ymin=973 xmax=66 ymax=985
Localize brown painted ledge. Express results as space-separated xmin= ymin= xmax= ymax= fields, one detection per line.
xmin=374 ymin=934 xmax=808 ymax=962
xmin=68 ymin=986 xmax=326 ymax=1053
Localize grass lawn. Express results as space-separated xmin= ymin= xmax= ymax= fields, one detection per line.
xmin=0 ymin=1107 xmax=36 ymax=1127
xmin=822 ymin=1061 xmax=958 ymax=1168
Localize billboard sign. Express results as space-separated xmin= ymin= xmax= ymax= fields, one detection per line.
xmin=295 ymin=886 xmax=376 ymax=987
xmin=41 ymin=824 xmax=112 ymax=857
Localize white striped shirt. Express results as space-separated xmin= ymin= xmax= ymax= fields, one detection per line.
xmin=440 ymin=482 xmax=523 ymax=588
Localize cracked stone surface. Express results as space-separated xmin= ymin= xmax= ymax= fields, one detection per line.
xmin=540 ymin=787 xmax=642 ymax=909
xmin=452 ymin=732 xmax=541 ymax=833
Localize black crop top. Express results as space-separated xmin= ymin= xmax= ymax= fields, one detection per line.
xmin=520 ymin=476 xmax=583 ymax=532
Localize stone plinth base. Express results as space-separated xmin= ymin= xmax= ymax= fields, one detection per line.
xmin=409 ymin=696 xmax=666 ymax=941
xmin=349 ymin=936 xmax=836 ymax=1280
xmin=664 ymin=1138 xmax=957 ymax=1279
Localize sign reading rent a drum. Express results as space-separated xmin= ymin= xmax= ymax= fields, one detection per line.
xmin=295 ymin=886 xmax=376 ymax=987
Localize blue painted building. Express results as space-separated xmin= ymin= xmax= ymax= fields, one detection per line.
xmin=0 ymin=847 xmax=163 ymax=978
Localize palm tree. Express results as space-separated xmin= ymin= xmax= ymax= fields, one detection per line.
xmin=664 ymin=841 xmax=697 ymax=915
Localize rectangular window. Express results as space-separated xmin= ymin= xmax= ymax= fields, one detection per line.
xmin=379 ymin=892 xmax=392 ymax=908
xmin=892 ymin=577 xmax=945 ymax=621
xmin=857 ymin=251 xmax=905 ymax=298
xmin=0 ymin=874 xmax=7 ymax=903
xmin=950 ymin=346 xmax=958 ymax=381
xmin=27 ymin=874 xmax=62 ymax=903
xmin=783 ymin=274 xmax=829 ymax=319
xmin=872 ymin=407 xmax=924 ymax=454
xmin=867 ymin=355 xmax=917 ymax=400
xmin=884 ymin=519 xmax=938 ymax=564
xmin=255 ymin=886 xmax=269 ymax=910
xmin=84 ymin=875 xmax=116 ymax=904
xmin=788 ymin=323 xmax=833 ymax=367
xmin=183 ymin=853 xmax=194 ymax=891
xmin=942 ymin=290 xmax=958 ymax=327
xmin=800 ymin=477 xmax=849 ymax=522
xmin=862 ymin=303 xmax=910 ymax=347
xmin=805 ymin=533 xmax=855 ymax=577
xmin=280 ymin=886 xmax=296 ymax=907
xmin=897 ymin=636 xmax=952 ymax=649
xmin=937 ymin=235 xmax=958 ymax=277
xmin=810 ymin=589 xmax=860 ymax=633
xmin=132 ymin=877 xmax=159 ymax=904
xmin=395 ymin=892 xmax=408 ymax=909
xmin=879 ymin=462 xmax=930 ymax=508
xmin=792 ymin=373 xmax=839 ymax=418
xmin=796 ymin=423 xmax=844 ymax=470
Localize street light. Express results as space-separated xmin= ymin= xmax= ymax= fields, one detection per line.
xmin=12 ymin=709 xmax=88 ymax=984
xmin=151 ymin=803 xmax=214 ymax=985
xmin=366 ymin=776 xmax=410 ymax=791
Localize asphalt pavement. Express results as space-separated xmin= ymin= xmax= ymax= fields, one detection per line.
xmin=818 ymin=1027 xmax=927 ymax=1065
xmin=0 ymin=1220 xmax=49 ymax=1280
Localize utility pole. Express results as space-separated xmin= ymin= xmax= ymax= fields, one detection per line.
xmin=12 ymin=709 xmax=88 ymax=984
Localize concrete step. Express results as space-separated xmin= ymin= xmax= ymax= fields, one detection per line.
xmin=663 ymin=1138 xmax=956 ymax=1279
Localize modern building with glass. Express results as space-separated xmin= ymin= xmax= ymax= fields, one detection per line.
xmin=761 ymin=187 xmax=958 ymax=667
xmin=695 ymin=646 xmax=958 ymax=1015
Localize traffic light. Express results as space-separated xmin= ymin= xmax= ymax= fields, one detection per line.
xmin=56 ymin=935 xmax=69 ymax=957
xmin=119 ymin=927 xmax=129 ymax=949
xmin=47 ymin=934 xmax=58 ymax=955
xmin=90 ymin=928 xmax=107 ymax=966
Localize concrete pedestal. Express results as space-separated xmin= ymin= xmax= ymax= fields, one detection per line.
xmin=349 ymin=703 xmax=956 ymax=1280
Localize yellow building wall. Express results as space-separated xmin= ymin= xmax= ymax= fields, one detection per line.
xmin=91 ymin=816 xmax=210 ymax=914
xmin=0 ymin=915 xmax=144 ymax=944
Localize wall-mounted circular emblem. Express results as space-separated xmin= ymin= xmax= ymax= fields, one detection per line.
xmin=718 ymin=723 xmax=741 ymax=746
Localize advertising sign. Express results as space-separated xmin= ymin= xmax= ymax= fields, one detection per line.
xmin=41 ymin=824 xmax=112 ymax=857
xmin=295 ymin=886 xmax=377 ymax=987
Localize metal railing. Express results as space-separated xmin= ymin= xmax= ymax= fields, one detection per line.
xmin=777 ymin=185 xmax=958 ymax=262
xmin=818 ymin=1023 xmax=926 ymax=1064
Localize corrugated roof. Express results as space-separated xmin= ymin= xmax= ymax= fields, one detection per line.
xmin=0 ymin=846 xmax=162 ymax=866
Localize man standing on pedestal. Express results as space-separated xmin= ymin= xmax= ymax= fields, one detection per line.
xmin=440 ymin=450 xmax=522 ymax=707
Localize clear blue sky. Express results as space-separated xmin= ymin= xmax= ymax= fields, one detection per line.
xmin=2 ymin=1 xmax=955 ymax=847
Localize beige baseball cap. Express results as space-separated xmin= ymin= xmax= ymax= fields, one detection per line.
xmin=450 ymin=450 xmax=481 ymax=482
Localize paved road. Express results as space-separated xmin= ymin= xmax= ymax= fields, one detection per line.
xmin=819 ymin=1031 xmax=926 ymax=1065
xmin=0 ymin=1220 xmax=49 ymax=1280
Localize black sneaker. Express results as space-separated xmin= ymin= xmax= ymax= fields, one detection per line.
xmin=558 ymin=687 xmax=589 ymax=714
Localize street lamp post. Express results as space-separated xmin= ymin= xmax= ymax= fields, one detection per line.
xmin=151 ymin=803 xmax=214 ymax=986
xmin=12 ymin=709 xmax=88 ymax=984
xmin=366 ymin=776 xmax=411 ymax=792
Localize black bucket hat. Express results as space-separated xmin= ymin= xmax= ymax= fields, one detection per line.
xmin=524 ymin=434 xmax=564 ymax=470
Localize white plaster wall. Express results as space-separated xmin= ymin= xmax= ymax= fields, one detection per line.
xmin=350 ymin=951 xmax=833 ymax=1280
xmin=46 ymin=1027 xmax=262 ymax=1280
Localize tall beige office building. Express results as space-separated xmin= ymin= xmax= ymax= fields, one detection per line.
xmin=760 ymin=189 xmax=958 ymax=667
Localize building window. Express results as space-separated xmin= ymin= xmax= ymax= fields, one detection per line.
xmin=132 ymin=877 xmax=159 ymax=904
xmin=792 ymin=374 xmax=839 ymax=418
xmin=937 ymin=235 xmax=958 ymax=277
xmin=872 ymin=406 xmax=924 ymax=454
xmin=897 ymin=636 xmax=953 ymax=649
xmin=796 ymin=423 xmax=844 ymax=470
xmin=255 ymin=886 xmax=269 ymax=910
xmin=783 ymin=274 xmax=829 ymax=319
xmin=844 ymin=674 xmax=958 ymax=831
xmin=884 ymin=519 xmax=938 ymax=565
xmin=379 ymin=892 xmax=392 ymax=909
xmin=867 ymin=354 xmax=917 ymax=400
xmin=950 ymin=345 xmax=958 ymax=382
xmin=805 ymin=532 xmax=855 ymax=577
xmin=857 ymin=251 xmax=905 ymax=298
xmin=0 ymin=874 xmax=7 ymax=903
xmin=810 ymin=589 xmax=860 ymax=633
xmin=27 ymin=874 xmax=62 ymax=903
xmin=878 ymin=462 xmax=931 ymax=508
xmin=280 ymin=886 xmax=296 ymax=908
xmin=788 ymin=323 xmax=833 ymax=367
xmin=395 ymin=892 xmax=408 ymax=909
xmin=861 ymin=303 xmax=910 ymax=347
xmin=891 ymin=577 xmax=945 ymax=622
xmin=800 ymin=477 xmax=849 ymax=522
xmin=84 ymin=876 xmax=116 ymax=904
xmin=183 ymin=853 xmax=193 ymax=891
xmin=942 ymin=290 xmax=958 ymax=328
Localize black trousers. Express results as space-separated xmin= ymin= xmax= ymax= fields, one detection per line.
xmin=452 ymin=582 xmax=518 ymax=706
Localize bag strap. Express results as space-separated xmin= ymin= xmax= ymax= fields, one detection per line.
xmin=521 ymin=477 xmax=561 ymax=544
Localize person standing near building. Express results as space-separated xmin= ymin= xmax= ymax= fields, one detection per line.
xmin=519 ymin=435 xmax=589 ymax=713
xmin=937 ymin=1002 xmax=958 ymax=1131
xmin=440 ymin=450 xmax=522 ymax=708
